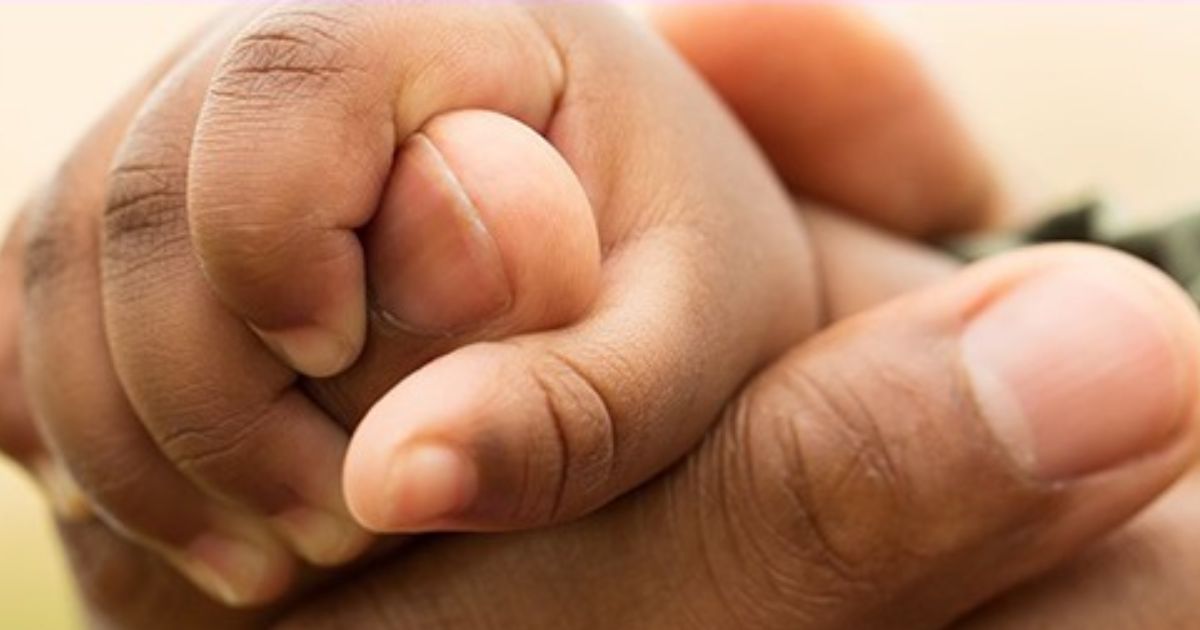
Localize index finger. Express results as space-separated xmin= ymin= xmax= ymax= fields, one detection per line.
xmin=188 ymin=4 xmax=566 ymax=377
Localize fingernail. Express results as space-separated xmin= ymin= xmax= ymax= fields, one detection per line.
xmin=252 ymin=321 xmax=358 ymax=379
xmin=963 ymin=267 xmax=1194 ymax=480
xmin=376 ymin=442 xmax=477 ymax=531
xmin=272 ymin=507 xmax=372 ymax=567
xmin=175 ymin=533 xmax=277 ymax=607
xmin=370 ymin=133 xmax=512 ymax=334
xmin=32 ymin=458 xmax=92 ymax=522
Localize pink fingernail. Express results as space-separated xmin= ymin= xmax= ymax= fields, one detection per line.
xmin=368 ymin=133 xmax=512 ymax=334
xmin=963 ymin=267 xmax=1192 ymax=480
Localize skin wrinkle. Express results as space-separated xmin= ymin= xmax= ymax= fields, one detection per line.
xmin=18 ymin=5 xmax=1200 ymax=627
xmin=212 ymin=11 xmax=366 ymax=104
xmin=795 ymin=339 xmax=1012 ymax=617
xmin=741 ymin=335 xmax=968 ymax=628
xmin=694 ymin=485 xmax=748 ymax=629
xmin=771 ymin=428 xmax=861 ymax=619
xmin=102 ymin=162 xmax=192 ymax=272
xmin=768 ymin=368 xmax=886 ymax=596
xmin=522 ymin=357 xmax=575 ymax=526
xmin=534 ymin=347 xmax=617 ymax=524
xmin=102 ymin=38 xmax=326 ymax=517
xmin=712 ymin=400 xmax=815 ymax=628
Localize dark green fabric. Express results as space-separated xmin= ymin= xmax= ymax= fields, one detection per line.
xmin=946 ymin=199 xmax=1200 ymax=305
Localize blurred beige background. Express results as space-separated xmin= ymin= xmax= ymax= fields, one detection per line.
xmin=3 ymin=4 xmax=1200 ymax=628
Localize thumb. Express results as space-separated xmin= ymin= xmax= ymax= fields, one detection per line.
xmin=275 ymin=243 xmax=1200 ymax=630
xmin=684 ymin=244 xmax=1200 ymax=628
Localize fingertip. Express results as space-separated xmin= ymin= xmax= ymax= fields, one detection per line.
xmin=251 ymin=317 xmax=362 ymax=379
xmin=953 ymin=245 xmax=1200 ymax=476
xmin=960 ymin=254 xmax=1197 ymax=480
xmin=349 ymin=441 xmax=478 ymax=533
xmin=169 ymin=530 xmax=294 ymax=608
xmin=193 ymin=221 xmax=370 ymax=378
xmin=270 ymin=507 xmax=374 ymax=567
xmin=343 ymin=348 xmax=497 ymax=532
xmin=345 ymin=343 xmax=550 ymax=533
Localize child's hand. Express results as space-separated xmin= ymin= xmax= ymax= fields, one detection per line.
xmin=9 ymin=3 xmax=993 ymax=609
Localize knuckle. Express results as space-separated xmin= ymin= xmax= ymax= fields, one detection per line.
xmin=20 ymin=153 xmax=106 ymax=297
xmin=715 ymin=352 xmax=947 ymax=611
xmin=103 ymin=160 xmax=189 ymax=273
xmin=785 ymin=360 xmax=916 ymax=525
xmin=193 ymin=216 xmax=351 ymax=297
xmin=20 ymin=190 xmax=85 ymax=297
xmin=761 ymin=364 xmax=908 ymax=580
xmin=715 ymin=336 xmax=1012 ymax=618
xmin=150 ymin=395 xmax=294 ymax=512
xmin=155 ymin=403 xmax=270 ymax=486
xmin=683 ymin=390 xmax=879 ymax=627
xmin=509 ymin=344 xmax=617 ymax=524
xmin=211 ymin=7 xmax=364 ymax=104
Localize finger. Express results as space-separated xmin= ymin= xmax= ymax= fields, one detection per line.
xmin=363 ymin=109 xmax=600 ymax=340
xmin=650 ymin=244 xmax=1200 ymax=628
xmin=960 ymin=471 xmax=1200 ymax=629
xmin=188 ymin=3 xmax=576 ymax=376
xmin=804 ymin=206 xmax=959 ymax=319
xmin=9 ymin=213 xmax=261 ymax=628
xmin=341 ymin=210 xmax=953 ymax=533
xmin=20 ymin=53 xmax=294 ymax=606
xmin=7 ymin=217 xmax=262 ymax=627
xmin=652 ymin=4 xmax=1000 ymax=237
xmin=296 ymin=245 xmax=1200 ymax=629
xmin=101 ymin=19 xmax=372 ymax=572
xmin=56 ymin=517 xmax=266 ymax=630
xmin=305 ymin=107 xmax=601 ymax=425
xmin=321 ymin=5 xmax=823 ymax=531
xmin=0 ymin=212 xmax=94 ymax=522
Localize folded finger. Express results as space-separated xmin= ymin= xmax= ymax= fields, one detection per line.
xmin=101 ymin=19 xmax=369 ymax=573
xmin=20 ymin=58 xmax=294 ymax=606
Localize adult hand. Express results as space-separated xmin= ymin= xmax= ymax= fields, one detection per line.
xmin=2 ymin=2 xmax=1190 ymax=624
xmin=275 ymin=236 xmax=1200 ymax=629
xmin=2 ymin=1 xmax=994 ymax=607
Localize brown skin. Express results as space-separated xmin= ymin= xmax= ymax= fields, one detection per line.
xmin=2 ymin=4 xmax=1199 ymax=629
xmin=10 ymin=2 xmax=989 ymax=606
xmin=963 ymin=471 xmax=1200 ymax=629
xmin=19 ymin=2 xmax=818 ymax=605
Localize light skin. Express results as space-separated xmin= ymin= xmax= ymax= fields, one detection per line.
xmin=2 ymin=3 xmax=1200 ymax=629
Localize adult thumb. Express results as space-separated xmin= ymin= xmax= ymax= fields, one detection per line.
xmin=270 ymin=243 xmax=1200 ymax=630
xmin=683 ymin=243 xmax=1200 ymax=628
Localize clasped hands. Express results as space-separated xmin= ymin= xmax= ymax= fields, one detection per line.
xmin=1 ymin=5 xmax=1198 ymax=629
